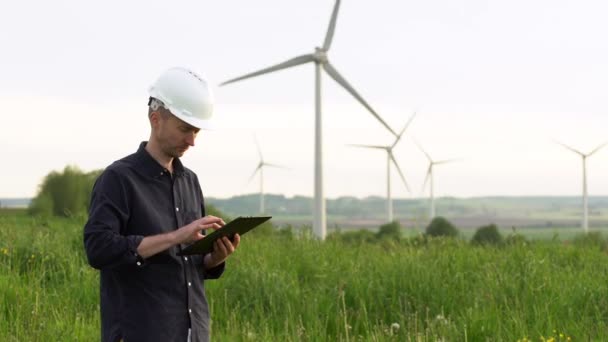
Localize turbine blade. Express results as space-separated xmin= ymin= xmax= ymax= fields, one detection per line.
xmin=247 ymin=165 xmax=262 ymax=183
xmin=413 ymin=138 xmax=432 ymax=162
xmin=554 ymin=140 xmax=585 ymax=156
xmin=589 ymin=141 xmax=608 ymax=157
xmin=264 ymin=162 xmax=289 ymax=169
xmin=323 ymin=0 xmax=341 ymax=50
xmin=392 ymin=112 xmax=417 ymax=148
xmin=323 ymin=62 xmax=397 ymax=137
xmin=254 ymin=134 xmax=263 ymax=161
xmin=435 ymin=158 xmax=460 ymax=165
xmin=389 ymin=153 xmax=410 ymax=193
xmin=420 ymin=165 xmax=432 ymax=195
xmin=221 ymin=54 xmax=315 ymax=86
xmin=347 ymin=143 xmax=387 ymax=150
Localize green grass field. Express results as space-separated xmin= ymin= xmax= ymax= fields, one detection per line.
xmin=2 ymin=209 xmax=607 ymax=341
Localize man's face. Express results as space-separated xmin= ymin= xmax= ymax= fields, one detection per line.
xmin=152 ymin=109 xmax=201 ymax=158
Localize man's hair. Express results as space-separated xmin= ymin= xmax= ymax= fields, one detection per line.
xmin=148 ymin=97 xmax=170 ymax=119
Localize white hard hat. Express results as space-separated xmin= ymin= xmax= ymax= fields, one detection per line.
xmin=148 ymin=67 xmax=214 ymax=129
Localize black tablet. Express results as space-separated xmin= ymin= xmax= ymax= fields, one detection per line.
xmin=178 ymin=216 xmax=272 ymax=255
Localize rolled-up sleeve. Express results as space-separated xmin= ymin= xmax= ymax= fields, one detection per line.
xmin=84 ymin=169 xmax=144 ymax=270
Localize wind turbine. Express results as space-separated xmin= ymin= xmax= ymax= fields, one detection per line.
xmin=348 ymin=113 xmax=416 ymax=223
xmin=416 ymin=142 xmax=458 ymax=220
xmin=556 ymin=141 xmax=607 ymax=233
xmin=221 ymin=0 xmax=396 ymax=239
xmin=248 ymin=135 xmax=287 ymax=214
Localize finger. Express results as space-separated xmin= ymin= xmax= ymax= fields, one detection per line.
xmin=209 ymin=215 xmax=226 ymax=226
xmin=192 ymin=232 xmax=204 ymax=242
xmin=208 ymin=216 xmax=226 ymax=227
xmin=232 ymin=233 xmax=240 ymax=249
xmin=221 ymin=236 xmax=235 ymax=254
xmin=200 ymin=216 xmax=222 ymax=225
xmin=214 ymin=239 xmax=228 ymax=256
xmin=198 ymin=223 xmax=221 ymax=231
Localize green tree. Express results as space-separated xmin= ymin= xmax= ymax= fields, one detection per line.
xmin=376 ymin=220 xmax=401 ymax=241
xmin=425 ymin=216 xmax=459 ymax=238
xmin=29 ymin=166 xmax=102 ymax=217
xmin=471 ymin=224 xmax=503 ymax=246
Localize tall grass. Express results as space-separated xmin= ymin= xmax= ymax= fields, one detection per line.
xmin=1 ymin=210 xmax=607 ymax=341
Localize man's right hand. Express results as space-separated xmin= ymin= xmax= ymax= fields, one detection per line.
xmin=172 ymin=216 xmax=226 ymax=245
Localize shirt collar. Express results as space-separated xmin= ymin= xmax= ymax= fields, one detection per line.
xmin=135 ymin=141 xmax=186 ymax=178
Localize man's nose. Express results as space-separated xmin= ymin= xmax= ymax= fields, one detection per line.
xmin=186 ymin=133 xmax=196 ymax=147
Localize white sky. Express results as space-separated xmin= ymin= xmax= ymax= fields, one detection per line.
xmin=1 ymin=0 xmax=607 ymax=199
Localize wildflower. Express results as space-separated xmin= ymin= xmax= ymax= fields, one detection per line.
xmin=435 ymin=314 xmax=449 ymax=325
xmin=390 ymin=323 xmax=400 ymax=333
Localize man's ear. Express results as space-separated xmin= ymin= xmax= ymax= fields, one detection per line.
xmin=149 ymin=110 xmax=161 ymax=128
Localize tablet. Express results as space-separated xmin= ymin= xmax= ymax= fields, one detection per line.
xmin=178 ymin=216 xmax=272 ymax=255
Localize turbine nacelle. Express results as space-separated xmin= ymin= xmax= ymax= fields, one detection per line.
xmin=313 ymin=48 xmax=328 ymax=63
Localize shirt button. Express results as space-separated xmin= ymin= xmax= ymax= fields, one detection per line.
xmin=188 ymin=282 xmax=192 ymax=287
xmin=176 ymin=207 xmax=180 ymax=212
xmin=188 ymin=308 xmax=192 ymax=314
xmin=136 ymin=261 xmax=141 ymax=266
xmin=184 ymin=257 xmax=188 ymax=261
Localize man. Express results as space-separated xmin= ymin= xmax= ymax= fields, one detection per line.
xmin=84 ymin=67 xmax=239 ymax=342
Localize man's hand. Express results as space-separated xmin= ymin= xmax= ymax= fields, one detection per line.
xmin=171 ymin=215 xmax=226 ymax=245
xmin=137 ymin=216 xmax=225 ymax=259
xmin=204 ymin=234 xmax=240 ymax=269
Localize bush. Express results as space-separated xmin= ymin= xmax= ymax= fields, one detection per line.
xmin=29 ymin=166 xmax=102 ymax=217
xmin=327 ymin=229 xmax=376 ymax=244
xmin=471 ymin=224 xmax=503 ymax=246
xmin=425 ymin=217 xmax=458 ymax=238
xmin=376 ymin=220 xmax=401 ymax=241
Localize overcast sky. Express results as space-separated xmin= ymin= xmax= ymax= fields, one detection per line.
xmin=1 ymin=0 xmax=607 ymax=199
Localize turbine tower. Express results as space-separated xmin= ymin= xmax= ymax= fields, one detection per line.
xmin=349 ymin=113 xmax=416 ymax=223
xmin=416 ymin=142 xmax=458 ymax=220
xmin=248 ymin=135 xmax=287 ymax=214
xmin=556 ymin=141 xmax=607 ymax=233
xmin=221 ymin=0 xmax=395 ymax=239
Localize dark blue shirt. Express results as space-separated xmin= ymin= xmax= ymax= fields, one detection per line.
xmin=84 ymin=142 xmax=224 ymax=342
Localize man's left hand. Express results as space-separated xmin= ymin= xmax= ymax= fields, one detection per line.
xmin=203 ymin=234 xmax=240 ymax=270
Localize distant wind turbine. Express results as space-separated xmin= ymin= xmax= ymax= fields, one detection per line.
xmin=348 ymin=113 xmax=416 ymax=223
xmin=248 ymin=135 xmax=287 ymax=214
xmin=556 ymin=141 xmax=607 ymax=233
xmin=221 ymin=0 xmax=395 ymax=239
xmin=416 ymin=141 xmax=459 ymax=220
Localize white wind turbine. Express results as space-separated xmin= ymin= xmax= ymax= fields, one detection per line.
xmin=556 ymin=141 xmax=607 ymax=233
xmin=348 ymin=113 xmax=417 ymax=223
xmin=248 ymin=136 xmax=287 ymax=215
xmin=416 ymin=141 xmax=458 ymax=220
xmin=221 ymin=0 xmax=396 ymax=239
